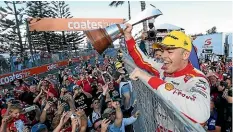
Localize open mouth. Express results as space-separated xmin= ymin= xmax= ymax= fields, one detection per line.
xmin=162 ymin=61 xmax=171 ymax=70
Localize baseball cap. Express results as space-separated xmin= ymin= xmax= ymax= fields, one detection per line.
xmin=73 ymin=85 xmax=81 ymax=90
xmin=160 ymin=31 xmax=192 ymax=52
xmin=31 ymin=123 xmax=47 ymax=132
xmin=115 ymin=62 xmax=123 ymax=69
xmin=102 ymin=108 xmax=115 ymax=119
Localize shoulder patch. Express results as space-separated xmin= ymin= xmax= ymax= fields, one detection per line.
xmin=184 ymin=74 xmax=194 ymax=83
xmin=165 ymin=83 xmax=174 ymax=91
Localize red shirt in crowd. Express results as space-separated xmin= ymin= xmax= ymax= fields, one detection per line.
xmin=7 ymin=114 xmax=28 ymax=131
xmin=76 ymin=79 xmax=92 ymax=94
xmin=14 ymin=85 xmax=29 ymax=98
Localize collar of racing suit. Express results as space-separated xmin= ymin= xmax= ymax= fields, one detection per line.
xmin=164 ymin=62 xmax=194 ymax=77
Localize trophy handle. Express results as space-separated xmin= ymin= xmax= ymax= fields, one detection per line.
xmin=126 ymin=5 xmax=162 ymax=26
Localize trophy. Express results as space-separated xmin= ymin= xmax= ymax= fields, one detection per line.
xmin=84 ymin=5 xmax=163 ymax=54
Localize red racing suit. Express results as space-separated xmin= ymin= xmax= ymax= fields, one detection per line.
xmin=126 ymin=38 xmax=210 ymax=131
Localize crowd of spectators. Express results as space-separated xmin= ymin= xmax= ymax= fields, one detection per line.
xmin=0 ymin=51 xmax=72 ymax=74
xmin=0 ymin=51 xmax=139 ymax=132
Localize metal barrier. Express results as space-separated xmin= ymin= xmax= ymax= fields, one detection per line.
xmin=0 ymin=51 xmax=96 ymax=75
xmin=122 ymin=53 xmax=205 ymax=132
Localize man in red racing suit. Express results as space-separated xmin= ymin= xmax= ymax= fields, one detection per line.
xmin=124 ymin=24 xmax=210 ymax=131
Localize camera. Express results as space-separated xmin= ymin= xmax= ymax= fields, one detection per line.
xmin=147 ymin=18 xmax=157 ymax=41
xmin=24 ymin=106 xmax=37 ymax=113
xmin=70 ymin=113 xmax=78 ymax=119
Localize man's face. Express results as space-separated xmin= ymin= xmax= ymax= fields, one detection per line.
xmin=210 ymin=101 xmax=215 ymax=110
xmin=11 ymin=109 xmax=20 ymax=118
xmin=65 ymin=80 xmax=70 ymax=85
xmin=226 ymin=78 xmax=232 ymax=87
xmin=14 ymin=80 xmax=20 ymax=87
xmin=209 ymin=76 xmax=218 ymax=86
xmin=30 ymin=86 xmax=36 ymax=93
xmin=161 ymin=48 xmax=188 ymax=74
xmin=93 ymin=100 xmax=100 ymax=109
xmin=154 ymin=50 xmax=162 ymax=60
xmin=97 ymin=83 xmax=103 ymax=91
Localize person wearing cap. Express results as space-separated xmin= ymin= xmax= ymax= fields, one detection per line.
xmin=123 ymin=23 xmax=210 ymax=130
xmin=31 ymin=123 xmax=48 ymax=132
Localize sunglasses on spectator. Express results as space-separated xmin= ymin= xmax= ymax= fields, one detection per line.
xmin=94 ymin=101 xmax=100 ymax=104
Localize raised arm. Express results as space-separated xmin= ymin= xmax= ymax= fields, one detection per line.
xmin=124 ymin=24 xmax=163 ymax=77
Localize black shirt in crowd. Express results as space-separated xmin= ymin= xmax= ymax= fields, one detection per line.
xmin=74 ymin=93 xmax=92 ymax=116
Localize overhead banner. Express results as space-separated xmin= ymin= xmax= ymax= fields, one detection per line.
xmin=28 ymin=18 xmax=124 ymax=31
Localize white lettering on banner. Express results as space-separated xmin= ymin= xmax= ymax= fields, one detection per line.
xmin=0 ymin=72 xmax=30 ymax=85
xmin=47 ymin=64 xmax=58 ymax=70
xmin=172 ymin=89 xmax=196 ymax=101
xmin=68 ymin=20 xmax=117 ymax=30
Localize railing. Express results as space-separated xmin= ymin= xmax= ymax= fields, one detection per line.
xmin=122 ymin=52 xmax=205 ymax=132
xmin=0 ymin=50 xmax=99 ymax=75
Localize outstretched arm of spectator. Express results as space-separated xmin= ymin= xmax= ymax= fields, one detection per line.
xmin=124 ymin=111 xmax=140 ymax=126
xmin=116 ymin=75 xmax=123 ymax=84
xmin=63 ymin=94 xmax=76 ymax=113
xmin=0 ymin=116 xmax=10 ymax=132
xmin=76 ymin=109 xmax=87 ymax=132
xmin=112 ymin=101 xmax=123 ymax=128
xmin=35 ymin=105 xmax=42 ymax=121
xmin=51 ymin=102 xmax=65 ymax=129
xmin=108 ymin=73 xmax=114 ymax=82
xmin=53 ymin=112 xmax=71 ymax=132
xmin=101 ymin=119 xmax=111 ymax=132
xmin=99 ymin=84 xmax=109 ymax=114
xmin=40 ymin=101 xmax=52 ymax=123
xmin=33 ymin=89 xmax=43 ymax=103
xmin=82 ymin=90 xmax=92 ymax=98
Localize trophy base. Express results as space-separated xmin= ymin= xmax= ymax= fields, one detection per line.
xmin=84 ymin=28 xmax=113 ymax=55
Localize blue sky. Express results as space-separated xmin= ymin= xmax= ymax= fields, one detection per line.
xmin=0 ymin=1 xmax=232 ymax=35
xmin=66 ymin=1 xmax=232 ymax=34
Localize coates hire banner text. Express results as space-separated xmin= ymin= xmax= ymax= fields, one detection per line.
xmin=28 ymin=18 xmax=124 ymax=31
xmin=193 ymin=33 xmax=224 ymax=57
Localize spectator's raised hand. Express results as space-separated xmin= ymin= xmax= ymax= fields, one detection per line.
xmin=63 ymin=93 xmax=73 ymax=102
xmin=44 ymin=101 xmax=53 ymax=110
xmin=57 ymin=101 xmax=65 ymax=114
xmin=71 ymin=117 xmax=80 ymax=130
xmin=61 ymin=88 xmax=67 ymax=93
xmin=75 ymin=109 xmax=85 ymax=117
xmin=1 ymin=115 xmax=12 ymax=124
xmin=101 ymin=118 xmax=111 ymax=132
xmin=102 ymin=83 xmax=109 ymax=94
xmin=129 ymin=67 xmax=142 ymax=81
xmin=23 ymin=126 xmax=30 ymax=132
xmin=133 ymin=110 xmax=140 ymax=118
xmin=111 ymin=101 xmax=120 ymax=109
xmin=59 ymin=112 xmax=68 ymax=126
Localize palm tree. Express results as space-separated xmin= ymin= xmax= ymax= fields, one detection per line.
xmin=140 ymin=1 xmax=147 ymax=32
xmin=109 ymin=1 xmax=131 ymax=20
xmin=109 ymin=1 xmax=148 ymax=31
